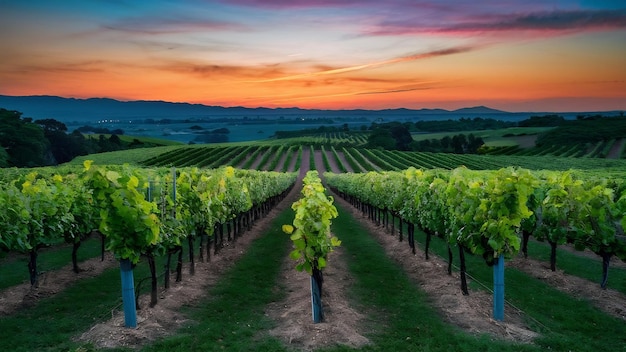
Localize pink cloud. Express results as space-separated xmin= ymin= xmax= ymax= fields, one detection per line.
xmin=214 ymin=0 xmax=370 ymax=9
xmin=369 ymin=9 xmax=626 ymax=36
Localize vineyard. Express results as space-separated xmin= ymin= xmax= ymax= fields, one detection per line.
xmin=2 ymin=130 xmax=626 ymax=351
xmin=483 ymin=138 xmax=626 ymax=158
xmin=110 ymin=142 xmax=626 ymax=173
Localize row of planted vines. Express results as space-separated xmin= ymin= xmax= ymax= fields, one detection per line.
xmin=325 ymin=167 xmax=626 ymax=320
xmin=0 ymin=161 xmax=296 ymax=327
xmin=138 ymin=143 xmax=626 ymax=174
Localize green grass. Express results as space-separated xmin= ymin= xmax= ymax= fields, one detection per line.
xmin=67 ymin=139 xmax=285 ymax=166
xmin=524 ymin=239 xmax=626 ymax=294
xmin=0 ymin=265 xmax=125 ymax=351
xmin=114 ymin=134 xmax=185 ymax=146
xmin=0 ymin=236 xmax=103 ymax=289
xmin=68 ymin=145 xmax=184 ymax=165
xmin=411 ymin=127 xmax=551 ymax=142
xmin=401 ymin=221 xmax=626 ymax=351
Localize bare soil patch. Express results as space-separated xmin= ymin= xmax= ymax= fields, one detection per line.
xmin=606 ymin=138 xmax=624 ymax=159
xmin=248 ymin=148 xmax=267 ymax=170
xmin=322 ymin=149 xmax=342 ymax=173
xmin=274 ymin=150 xmax=290 ymax=172
xmin=266 ymin=246 xmax=370 ymax=351
xmin=0 ymin=252 xmax=117 ymax=316
xmin=286 ymin=150 xmax=300 ymax=173
xmin=313 ymin=150 xmax=327 ymax=173
xmin=236 ymin=151 xmax=254 ymax=169
xmin=335 ymin=150 xmax=355 ymax=173
xmin=510 ymin=135 xmax=537 ymax=149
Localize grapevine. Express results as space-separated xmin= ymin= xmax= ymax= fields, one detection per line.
xmin=283 ymin=170 xmax=340 ymax=322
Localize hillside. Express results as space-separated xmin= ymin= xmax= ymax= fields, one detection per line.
xmin=0 ymin=94 xmax=588 ymax=124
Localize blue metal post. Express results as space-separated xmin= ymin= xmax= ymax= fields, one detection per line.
xmin=310 ymin=276 xmax=322 ymax=323
xmin=120 ymin=258 xmax=137 ymax=328
xmin=493 ymin=255 xmax=505 ymax=321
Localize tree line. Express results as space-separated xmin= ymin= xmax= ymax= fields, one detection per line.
xmin=0 ymin=108 xmax=157 ymax=168
xmin=366 ymin=121 xmax=485 ymax=153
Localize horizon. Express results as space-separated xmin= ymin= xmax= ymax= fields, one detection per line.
xmin=1 ymin=1 xmax=625 ymax=112
xmin=4 ymin=94 xmax=625 ymax=115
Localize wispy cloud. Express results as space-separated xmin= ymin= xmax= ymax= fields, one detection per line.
xmin=355 ymin=84 xmax=437 ymax=96
xmin=215 ymin=0 xmax=368 ymax=9
xmin=248 ymin=80 xmax=447 ymax=107
xmin=446 ymin=9 xmax=626 ymax=32
xmin=155 ymin=59 xmax=288 ymax=80
xmin=370 ymin=9 xmax=626 ymax=36
xmin=103 ymin=15 xmax=246 ymax=35
xmin=9 ymin=60 xmax=108 ymax=74
xmin=249 ymin=46 xmax=476 ymax=83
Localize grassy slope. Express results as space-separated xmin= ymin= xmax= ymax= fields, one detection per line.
xmin=68 ymin=145 xmax=185 ymax=165
xmin=411 ymin=127 xmax=552 ymax=147
xmin=114 ymin=134 xmax=185 ymax=146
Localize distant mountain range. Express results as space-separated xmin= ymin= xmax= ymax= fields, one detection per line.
xmin=0 ymin=95 xmax=619 ymax=124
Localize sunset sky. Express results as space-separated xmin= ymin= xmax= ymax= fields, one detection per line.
xmin=1 ymin=0 xmax=625 ymax=112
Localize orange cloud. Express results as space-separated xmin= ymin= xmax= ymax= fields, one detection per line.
xmin=248 ymin=46 xmax=476 ymax=83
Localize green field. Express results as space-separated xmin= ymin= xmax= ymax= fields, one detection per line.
xmin=411 ymin=127 xmax=551 ymax=144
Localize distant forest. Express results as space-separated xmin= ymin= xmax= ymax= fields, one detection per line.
xmin=0 ymin=108 xmax=166 ymax=168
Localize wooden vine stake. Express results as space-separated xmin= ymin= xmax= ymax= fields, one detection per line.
xmin=283 ymin=171 xmax=340 ymax=323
